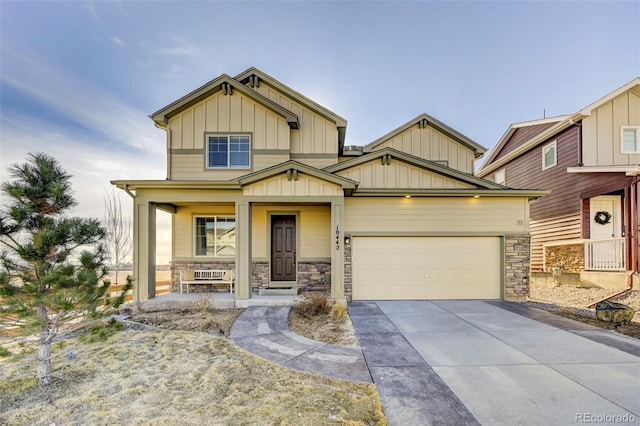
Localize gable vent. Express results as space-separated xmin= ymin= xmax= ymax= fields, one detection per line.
xmin=418 ymin=118 xmax=429 ymax=129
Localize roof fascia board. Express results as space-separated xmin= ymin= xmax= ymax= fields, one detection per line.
xmin=478 ymin=115 xmax=570 ymax=177
xmin=325 ymin=147 xmax=504 ymax=189
xmin=151 ymin=75 xmax=299 ymax=128
xmin=234 ymin=67 xmax=348 ymax=127
xmin=364 ymin=113 xmax=486 ymax=157
xmin=110 ymin=180 xmax=242 ymax=191
xmin=477 ymin=113 xmax=580 ymax=177
xmin=579 ymin=78 xmax=640 ymax=115
xmin=236 ymin=160 xmax=357 ymax=189
xmin=352 ymin=188 xmax=549 ymax=199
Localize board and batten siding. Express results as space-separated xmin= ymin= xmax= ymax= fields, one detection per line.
xmin=246 ymin=83 xmax=339 ymax=161
xmin=344 ymin=197 xmax=529 ymax=235
xmin=242 ymin=174 xmax=342 ymax=197
xmin=167 ymin=91 xmax=292 ymax=180
xmin=336 ymin=159 xmax=476 ymax=189
xmin=530 ymin=213 xmax=582 ymax=271
xmin=251 ymin=205 xmax=331 ymax=260
xmin=371 ymin=124 xmax=475 ymax=173
xmin=582 ymin=89 xmax=640 ymax=167
xmin=173 ymin=204 xmax=236 ymax=259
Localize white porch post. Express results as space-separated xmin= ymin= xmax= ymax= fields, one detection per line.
xmin=331 ymin=199 xmax=345 ymax=302
xmin=132 ymin=200 xmax=156 ymax=303
xmin=235 ymin=200 xmax=252 ymax=300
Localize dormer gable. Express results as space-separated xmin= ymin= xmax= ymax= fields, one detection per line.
xmin=363 ymin=113 xmax=486 ymax=174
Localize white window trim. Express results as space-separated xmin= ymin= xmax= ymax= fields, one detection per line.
xmin=205 ymin=134 xmax=251 ymax=169
xmin=193 ymin=215 xmax=236 ymax=258
xmin=621 ymin=126 xmax=640 ymax=154
xmin=494 ymin=168 xmax=506 ymax=186
xmin=542 ymin=140 xmax=557 ymax=171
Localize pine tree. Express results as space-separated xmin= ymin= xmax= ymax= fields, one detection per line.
xmin=0 ymin=153 xmax=130 ymax=385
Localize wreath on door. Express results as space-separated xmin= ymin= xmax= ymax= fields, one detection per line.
xmin=594 ymin=210 xmax=612 ymax=225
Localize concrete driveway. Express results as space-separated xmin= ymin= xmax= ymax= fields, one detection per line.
xmin=349 ymin=300 xmax=640 ymax=426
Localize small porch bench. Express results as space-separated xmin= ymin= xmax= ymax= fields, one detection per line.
xmin=179 ymin=270 xmax=234 ymax=294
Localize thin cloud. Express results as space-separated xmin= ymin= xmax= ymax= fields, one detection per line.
xmin=110 ymin=36 xmax=124 ymax=46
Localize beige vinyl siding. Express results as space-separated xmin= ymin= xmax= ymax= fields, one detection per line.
xmin=582 ymin=90 xmax=640 ymax=166
xmin=372 ymin=124 xmax=475 ymax=173
xmin=243 ymin=174 xmax=342 ymax=196
xmin=251 ymin=205 xmax=331 ymax=259
xmin=173 ymin=204 xmax=236 ymax=259
xmin=248 ymin=84 xmax=339 ymax=159
xmin=345 ymin=197 xmax=529 ymax=234
xmin=530 ymin=213 xmax=582 ymax=271
xmin=336 ymin=159 xmax=476 ymax=189
xmin=168 ymin=91 xmax=292 ymax=180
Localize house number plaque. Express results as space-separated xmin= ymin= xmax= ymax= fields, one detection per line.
xmin=335 ymin=225 xmax=340 ymax=250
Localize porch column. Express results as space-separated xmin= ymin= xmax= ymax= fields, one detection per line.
xmin=235 ymin=200 xmax=252 ymax=300
xmin=132 ymin=201 xmax=157 ymax=303
xmin=331 ymin=199 xmax=346 ymax=303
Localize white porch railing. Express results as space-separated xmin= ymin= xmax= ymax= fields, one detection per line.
xmin=584 ymin=238 xmax=626 ymax=271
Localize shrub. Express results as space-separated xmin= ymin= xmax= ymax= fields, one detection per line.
xmin=294 ymin=292 xmax=331 ymax=318
xmin=0 ymin=346 xmax=11 ymax=357
xmin=191 ymin=293 xmax=215 ymax=312
xmin=329 ymin=303 xmax=348 ymax=322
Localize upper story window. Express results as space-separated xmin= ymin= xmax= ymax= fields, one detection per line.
xmin=621 ymin=126 xmax=639 ymax=154
xmin=494 ymin=168 xmax=506 ymax=185
xmin=195 ymin=216 xmax=236 ymax=257
xmin=207 ymin=135 xmax=250 ymax=169
xmin=542 ymin=140 xmax=557 ymax=170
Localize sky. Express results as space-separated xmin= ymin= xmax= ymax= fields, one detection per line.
xmin=1 ymin=1 xmax=639 ymax=264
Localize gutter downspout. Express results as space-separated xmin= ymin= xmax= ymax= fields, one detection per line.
xmin=122 ymin=184 xmax=135 ymax=200
xmin=154 ymin=122 xmax=170 ymax=179
xmin=575 ymin=121 xmax=583 ymax=166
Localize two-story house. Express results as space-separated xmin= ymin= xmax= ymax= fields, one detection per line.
xmin=112 ymin=67 xmax=546 ymax=305
xmin=478 ymin=78 xmax=640 ymax=290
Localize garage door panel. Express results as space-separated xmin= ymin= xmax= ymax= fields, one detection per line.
xmin=352 ymin=236 xmax=501 ymax=300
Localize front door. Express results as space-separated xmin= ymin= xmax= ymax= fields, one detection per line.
xmin=271 ymin=215 xmax=296 ymax=282
xmin=590 ymin=196 xmax=622 ymax=240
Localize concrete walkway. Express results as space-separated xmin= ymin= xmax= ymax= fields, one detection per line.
xmin=230 ymin=306 xmax=372 ymax=383
xmin=350 ymin=300 xmax=640 ymax=426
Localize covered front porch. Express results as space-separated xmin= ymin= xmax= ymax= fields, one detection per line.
xmin=140 ymin=292 xmax=299 ymax=311
xmin=112 ymin=162 xmax=357 ymax=306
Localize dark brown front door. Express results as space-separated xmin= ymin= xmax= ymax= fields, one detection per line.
xmin=271 ymin=216 xmax=296 ymax=281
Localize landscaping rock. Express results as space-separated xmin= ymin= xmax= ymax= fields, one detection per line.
xmin=595 ymin=301 xmax=635 ymax=325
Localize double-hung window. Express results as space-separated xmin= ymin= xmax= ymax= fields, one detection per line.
xmin=621 ymin=126 xmax=639 ymax=154
xmin=195 ymin=216 xmax=236 ymax=257
xmin=542 ymin=140 xmax=557 ymax=170
xmin=207 ymin=135 xmax=250 ymax=168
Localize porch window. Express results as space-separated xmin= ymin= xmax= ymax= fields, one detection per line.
xmin=621 ymin=126 xmax=639 ymax=154
xmin=195 ymin=216 xmax=236 ymax=257
xmin=542 ymin=140 xmax=557 ymax=170
xmin=207 ymin=135 xmax=250 ymax=168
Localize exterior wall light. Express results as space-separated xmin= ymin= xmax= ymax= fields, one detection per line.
xmin=344 ymin=236 xmax=351 ymax=244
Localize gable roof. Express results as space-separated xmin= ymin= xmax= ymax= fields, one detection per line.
xmin=150 ymin=74 xmax=300 ymax=129
xmin=234 ymin=67 xmax=348 ymax=152
xmin=236 ymin=160 xmax=358 ymax=191
xmin=364 ymin=113 xmax=487 ymax=158
xmin=326 ymin=147 xmax=506 ymax=190
xmin=478 ymin=77 xmax=640 ymax=177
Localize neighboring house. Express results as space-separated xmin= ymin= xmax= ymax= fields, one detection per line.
xmin=112 ymin=67 xmax=545 ymax=305
xmin=478 ymin=78 xmax=640 ymax=289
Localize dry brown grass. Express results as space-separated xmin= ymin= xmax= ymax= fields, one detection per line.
xmin=0 ymin=329 xmax=385 ymax=425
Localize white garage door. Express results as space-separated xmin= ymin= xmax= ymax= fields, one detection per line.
xmin=351 ymin=236 xmax=501 ymax=300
